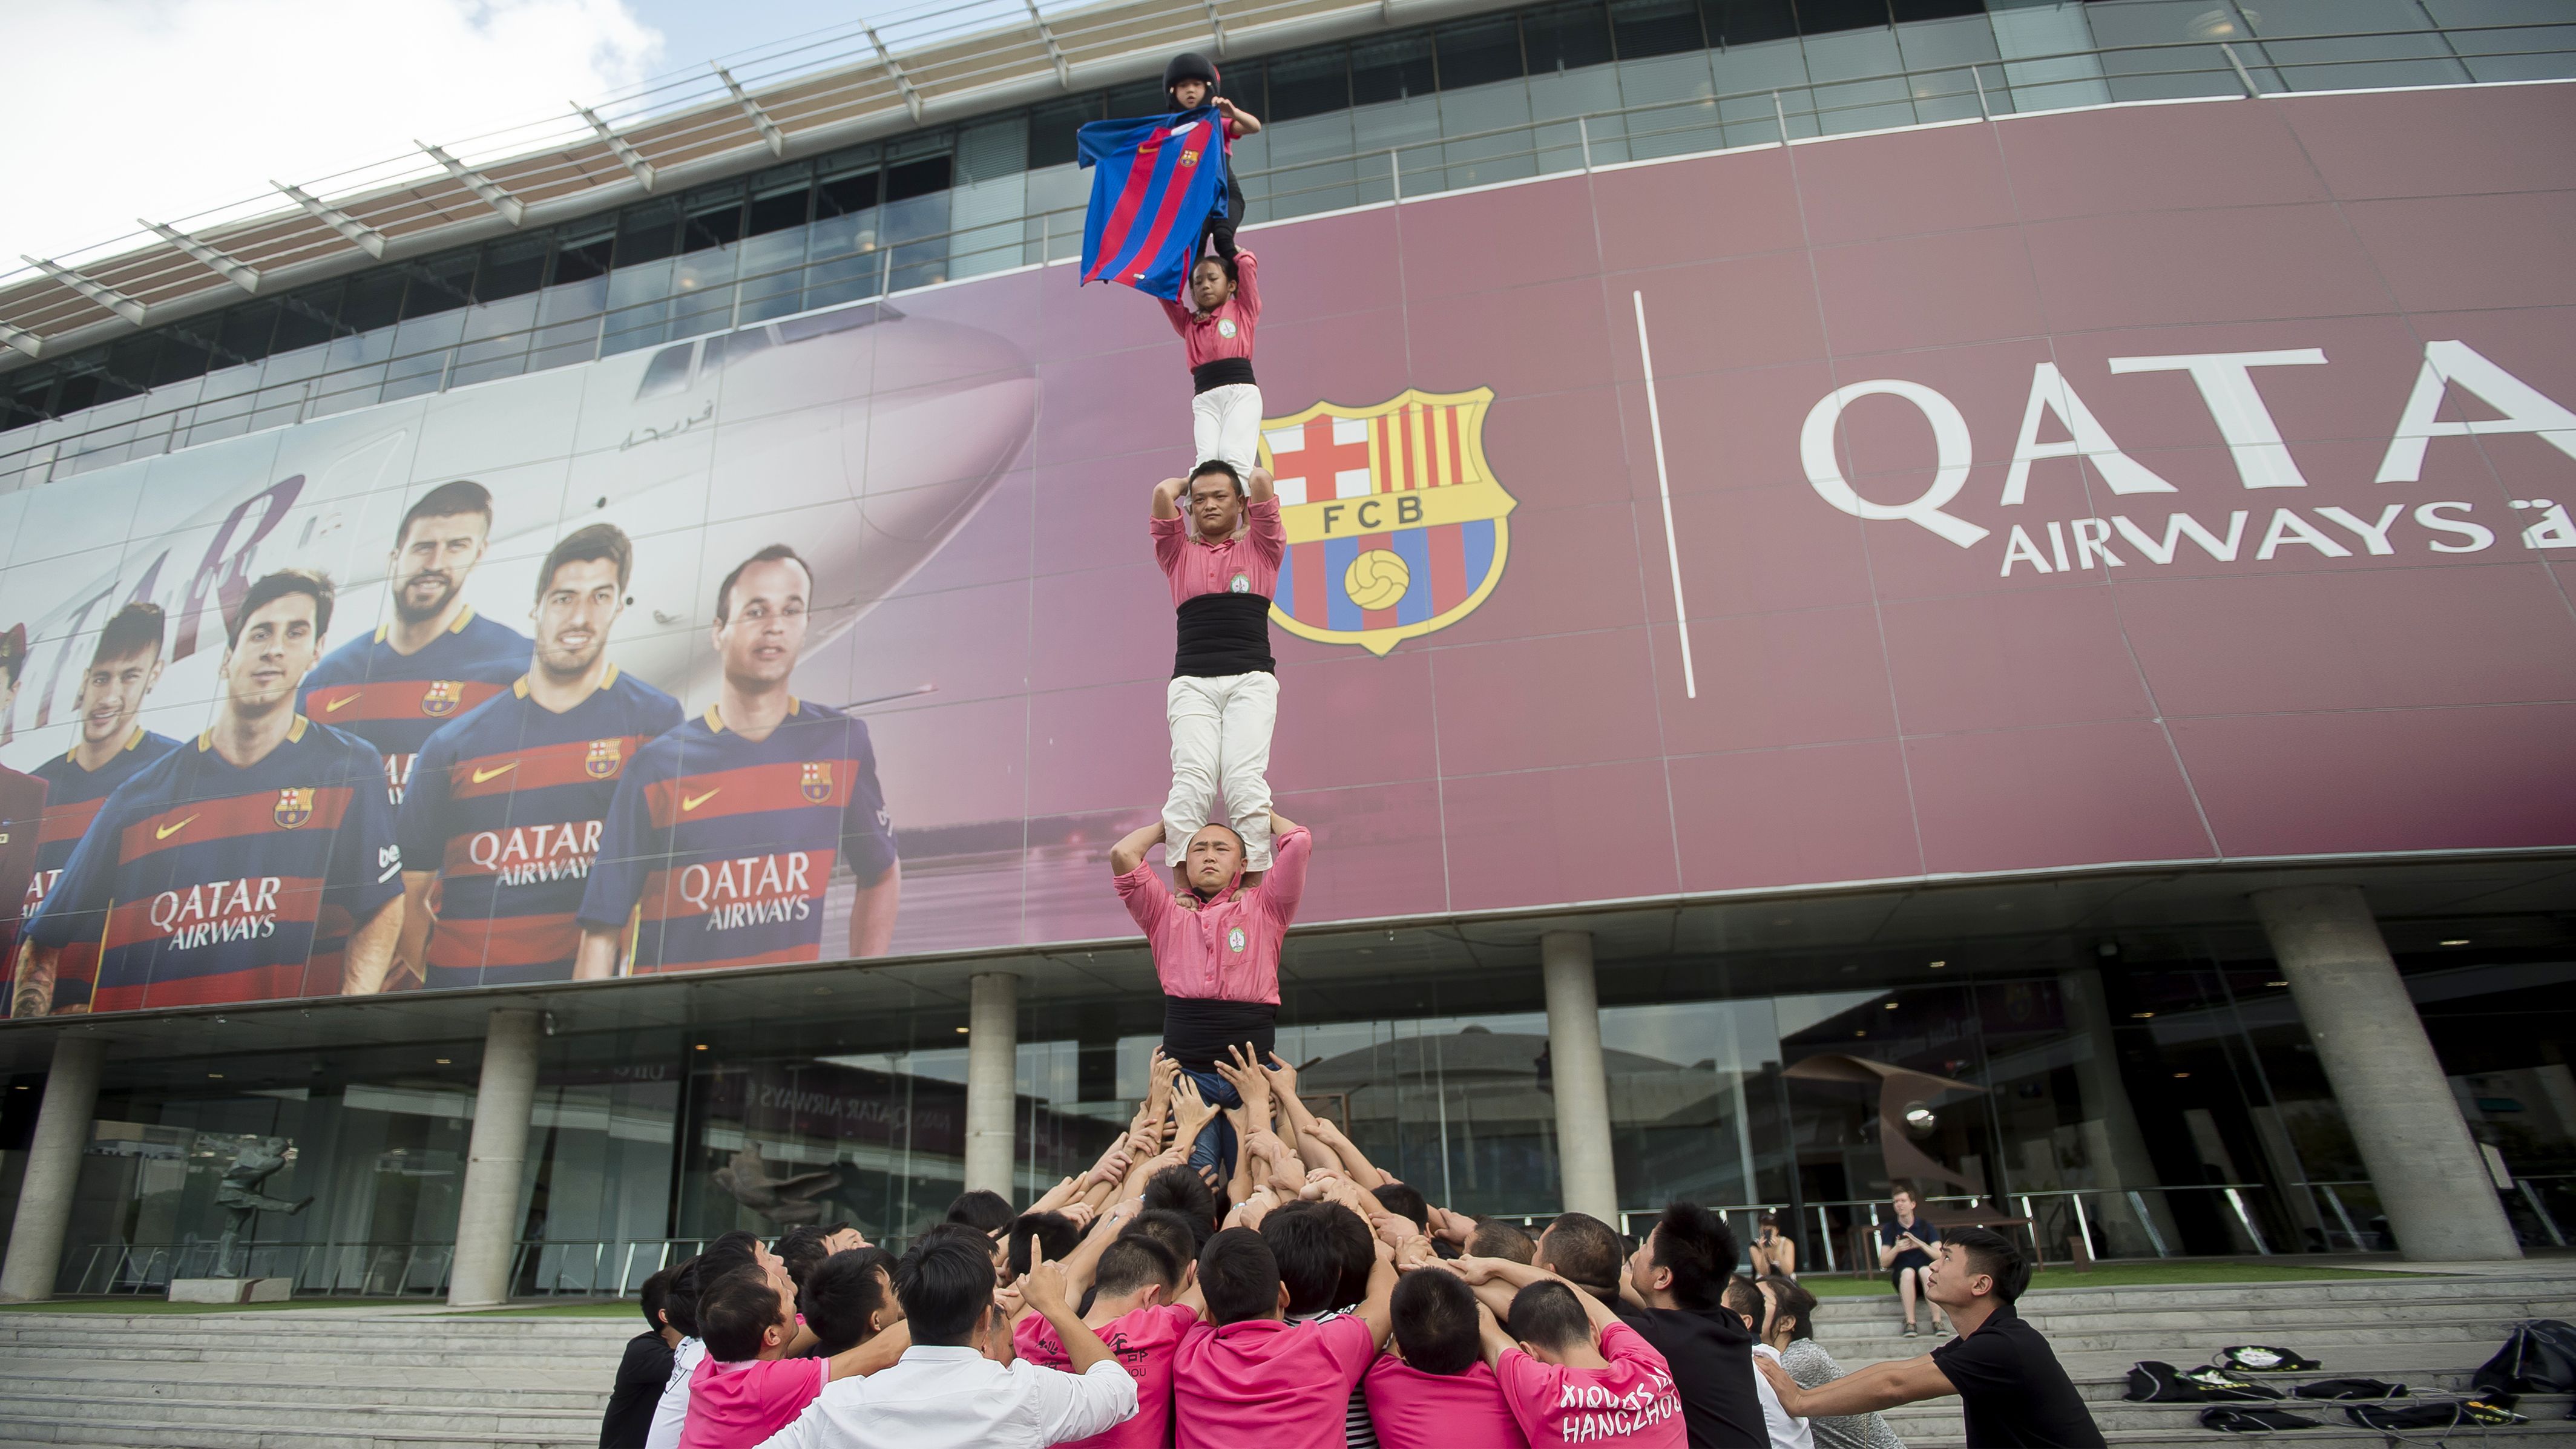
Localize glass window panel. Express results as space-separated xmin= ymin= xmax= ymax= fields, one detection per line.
xmin=551 ymin=229 xmax=614 ymax=284
xmin=2246 ymin=0 xmax=2470 ymax=89
xmin=1437 ymin=16 xmax=1526 ymax=89
xmin=400 ymin=254 xmax=476 ymax=319
xmin=216 ymin=301 xmax=280 ymax=366
xmin=147 ymin=330 xmax=213 ymax=387
xmin=476 ymin=236 xmax=549 ymax=302
xmin=272 ymin=284 xmax=342 ymax=352
xmin=1267 ymin=46 xmax=1354 ymax=119
xmin=885 ymin=156 xmax=952 ymax=203
xmin=682 ymin=192 xmax=746 ymax=252
xmin=1891 ymin=0 xmax=1983 ymax=19
xmin=2080 ymin=0 xmax=2261 ymax=100
xmin=1797 ymin=0 xmax=1892 ymax=34
xmin=818 ymin=168 xmax=882 ymax=217
xmin=1707 ymin=0 xmax=1800 ymax=45
xmin=614 ymin=200 xmax=682 ymax=269
xmin=1354 ymin=34 xmax=1438 ymax=105
xmin=1614 ymin=0 xmax=1710 ymax=59
xmin=1526 ymin=1 xmax=1616 ymax=71
xmin=340 ymin=272 xmax=406 ymax=334
xmin=1105 ymin=78 xmax=1169 ymax=117
xmin=1027 ymin=98 xmax=1100 ymax=169
xmin=1436 ymin=76 xmax=1540 ymax=189
xmin=448 ymin=293 xmax=539 ymax=388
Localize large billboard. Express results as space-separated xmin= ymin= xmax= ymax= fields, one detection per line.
xmin=3 ymin=80 xmax=2573 ymax=1016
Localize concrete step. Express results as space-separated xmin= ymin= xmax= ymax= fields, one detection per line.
xmin=0 ymin=1390 xmax=596 ymax=1436
xmin=0 ymin=1372 xmax=605 ymax=1410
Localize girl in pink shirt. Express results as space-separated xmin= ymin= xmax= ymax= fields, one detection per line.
xmin=1161 ymin=249 xmax=1263 ymax=479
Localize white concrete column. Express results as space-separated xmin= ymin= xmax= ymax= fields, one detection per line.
xmin=0 ymin=1034 xmax=105 ymax=1303
xmin=965 ymin=973 xmax=1020 ymax=1197
xmin=1542 ymin=932 xmax=1620 ymax=1223
xmin=2252 ymin=886 xmax=2521 ymax=1262
xmin=448 ymin=1008 xmax=542 ymax=1307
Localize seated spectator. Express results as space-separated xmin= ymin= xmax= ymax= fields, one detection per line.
xmin=1723 ymin=1276 xmax=1812 ymax=1449
xmin=1363 ymin=1268 xmax=1528 ymax=1449
xmin=1172 ymin=1226 xmax=1396 ymax=1449
xmin=1468 ymin=1219 xmax=1537 ymax=1266
xmin=1486 ymin=1278 xmax=1684 ymax=1448
xmin=1876 ymin=1190 xmax=1944 ymax=1338
xmin=760 ymin=1234 xmax=1135 ymax=1449
xmin=1757 ymin=1276 xmax=1904 ymax=1449
xmin=1756 ymin=1229 xmax=2101 ymax=1449
xmin=1749 ymin=1214 xmax=1798 ymax=1281
xmin=1015 ymin=1234 xmax=1197 ymax=1448
xmin=603 ymin=1264 xmax=682 ymax=1449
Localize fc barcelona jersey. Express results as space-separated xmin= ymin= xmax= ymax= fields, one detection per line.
xmin=25 ymin=717 xmax=402 ymax=1011
xmin=397 ymin=666 xmax=682 ymax=988
xmin=14 ymin=727 xmax=183 ymax=1013
xmin=579 ymin=700 xmax=898 ymax=974
xmin=298 ymin=605 xmax=530 ymax=806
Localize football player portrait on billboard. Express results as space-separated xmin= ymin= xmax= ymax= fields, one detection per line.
xmin=575 ymin=544 xmax=900 ymax=977
xmin=0 ymin=627 xmax=45 ymax=1011
xmin=10 ymin=603 xmax=184 ymax=1016
xmin=298 ymin=479 xmax=530 ymax=814
xmin=19 ymin=571 xmax=404 ymax=1011
xmin=385 ymin=524 xmax=682 ymax=993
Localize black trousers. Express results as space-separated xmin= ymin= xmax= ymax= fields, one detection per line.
xmin=1199 ymin=168 xmax=1246 ymax=261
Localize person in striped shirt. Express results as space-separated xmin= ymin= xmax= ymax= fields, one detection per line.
xmin=298 ymin=479 xmax=530 ymax=813
xmin=574 ymin=545 xmax=900 ymax=975
xmin=22 ymin=571 xmax=403 ymax=1010
xmin=9 ymin=602 xmax=182 ymax=1016
xmin=387 ymin=525 xmax=682 ymax=991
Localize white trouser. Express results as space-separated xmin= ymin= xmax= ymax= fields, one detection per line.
xmin=1163 ymin=671 xmax=1278 ymax=870
xmin=1191 ymin=383 xmax=1264 ymax=479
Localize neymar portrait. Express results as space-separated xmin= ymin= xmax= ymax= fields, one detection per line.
xmin=1257 ymin=386 xmax=1517 ymax=657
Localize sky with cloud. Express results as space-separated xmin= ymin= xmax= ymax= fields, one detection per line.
xmin=1 ymin=0 xmax=861 ymax=269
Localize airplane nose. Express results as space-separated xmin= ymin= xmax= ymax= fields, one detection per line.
xmin=854 ymin=316 xmax=1037 ymax=542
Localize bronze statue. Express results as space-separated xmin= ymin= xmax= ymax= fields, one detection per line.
xmin=213 ymin=1137 xmax=310 ymax=1276
xmin=712 ymin=1143 xmax=842 ymax=1226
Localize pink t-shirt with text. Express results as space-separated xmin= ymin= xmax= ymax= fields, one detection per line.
xmin=1496 ymin=1321 xmax=1686 ymax=1449
xmin=1172 ymin=1314 xmax=1377 ymax=1449
xmin=1015 ymin=1303 xmax=1198 ymax=1449
xmin=1365 ymin=1355 xmax=1530 ymax=1449
xmin=677 ymin=1354 xmax=828 ymax=1449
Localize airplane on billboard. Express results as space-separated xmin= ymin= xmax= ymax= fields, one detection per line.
xmin=0 ymin=298 xmax=1038 ymax=764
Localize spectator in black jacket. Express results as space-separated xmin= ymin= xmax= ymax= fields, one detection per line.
xmin=600 ymin=1264 xmax=680 ymax=1449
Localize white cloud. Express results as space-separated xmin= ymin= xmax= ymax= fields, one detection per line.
xmin=1 ymin=0 xmax=665 ymax=268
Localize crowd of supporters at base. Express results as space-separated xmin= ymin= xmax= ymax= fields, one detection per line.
xmin=600 ymin=1048 xmax=2104 ymax=1449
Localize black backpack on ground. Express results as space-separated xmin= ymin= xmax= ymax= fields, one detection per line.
xmin=2124 ymin=1361 xmax=2283 ymax=1402
xmin=2346 ymin=1397 xmax=2529 ymax=1430
xmin=2290 ymin=1378 xmax=2405 ymax=1401
xmin=2214 ymin=1344 xmax=2323 ymax=1373
xmin=2474 ymin=1318 xmax=2576 ymax=1399
xmin=2200 ymin=1406 xmax=2325 ymax=1432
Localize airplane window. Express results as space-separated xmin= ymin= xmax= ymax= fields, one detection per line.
xmin=703 ymin=326 xmax=775 ymax=376
xmin=636 ymin=341 xmax=696 ymax=400
xmin=775 ymin=300 xmax=900 ymax=346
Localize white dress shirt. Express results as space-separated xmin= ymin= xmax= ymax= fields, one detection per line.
xmin=755 ymin=1344 xmax=1137 ymax=1449
xmin=1752 ymin=1342 xmax=1818 ymax=1449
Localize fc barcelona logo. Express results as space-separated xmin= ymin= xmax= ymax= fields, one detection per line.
xmin=800 ymin=761 xmax=834 ymax=804
xmin=419 ymin=680 xmax=465 ymax=718
xmin=1258 ymin=387 xmax=1516 ymax=657
xmin=274 ymin=787 xmax=315 ymax=830
xmin=585 ymin=738 xmax=623 ymax=780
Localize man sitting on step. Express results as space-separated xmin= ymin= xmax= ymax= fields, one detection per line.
xmin=1755 ymin=1229 xmax=2102 ymax=1449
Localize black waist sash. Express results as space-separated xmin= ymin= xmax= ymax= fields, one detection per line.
xmin=1174 ymin=592 xmax=1275 ymax=678
xmin=1192 ymin=357 xmax=1257 ymax=393
xmin=1162 ymin=997 xmax=1278 ymax=1073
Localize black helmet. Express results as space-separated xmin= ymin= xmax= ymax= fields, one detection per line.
xmin=1164 ymin=51 xmax=1220 ymax=94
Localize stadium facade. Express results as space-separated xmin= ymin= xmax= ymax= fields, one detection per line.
xmin=1 ymin=0 xmax=2574 ymax=1301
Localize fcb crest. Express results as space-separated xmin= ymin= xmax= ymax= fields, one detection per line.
xmin=585 ymin=738 xmax=623 ymax=780
xmin=274 ymin=787 xmax=315 ymax=829
xmin=420 ymin=680 xmax=465 ymax=718
xmin=800 ymin=761 xmax=834 ymax=804
xmin=1258 ymin=387 xmax=1516 ymax=657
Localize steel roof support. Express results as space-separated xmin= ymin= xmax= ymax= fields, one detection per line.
xmin=140 ymin=221 xmax=263 ymax=295
xmin=1205 ymin=0 xmax=1228 ymax=54
xmin=0 ymin=320 xmax=42 ymax=360
xmin=21 ymin=257 xmax=147 ymax=326
xmin=574 ymin=102 xmax=658 ymax=191
xmin=867 ymin=25 xmax=925 ymax=122
xmin=419 ymin=142 xmax=528 ymax=226
xmin=713 ymin=64 xmax=790 ymax=157
xmin=273 ymin=182 xmax=387 ymax=259
xmin=1027 ymin=1 xmax=1072 ymax=86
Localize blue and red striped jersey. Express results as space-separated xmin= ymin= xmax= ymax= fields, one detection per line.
xmin=298 ymin=605 xmax=530 ymax=806
xmin=1079 ymin=107 xmax=1231 ymax=301
xmin=578 ymin=700 xmax=898 ymax=974
xmin=14 ymin=728 xmax=183 ymax=1013
xmin=397 ymin=665 xmax=683 ymax=989
xmin=25 ymin=717 xmax=402 ymax=1011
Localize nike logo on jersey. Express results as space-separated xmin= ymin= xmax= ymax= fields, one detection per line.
xmin=682 ymin=789 xmax=721 ymax=812
xmin=470 ymin=762 xmax=518 ymax=784
xmin=321 ymin=693 xmax=357 ymax=712
xmin=156 ymin=814 xmax=200 ymax=840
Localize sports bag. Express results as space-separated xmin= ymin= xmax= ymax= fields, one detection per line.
xmin=2214 ymin=1344 xmax=2322 ymax=1373
xmin=2124 ymin=1361 xmax=2282 ymax=1402
xmin=2290 ymin=1378 xmax=2405 ymax=1401
xmin=2346 ymin=1397 xmax=2528 ymax=1430
xmin=2473 ymin=1318 xmax=2576 ymax=1397
xmin=2200 ymin=1406 xmax=2325 ymax=1432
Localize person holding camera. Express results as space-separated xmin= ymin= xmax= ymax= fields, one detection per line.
xmin=1876 ymin=1189 xmax=1944 ymax=1338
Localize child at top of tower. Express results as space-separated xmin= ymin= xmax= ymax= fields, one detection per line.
xmin=1163 ymin=250 xmax=1263 ymax=482
xmin=1163 ymin=51 xmax=1260 ymax=263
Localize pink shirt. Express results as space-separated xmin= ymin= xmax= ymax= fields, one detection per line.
xmin=1116 ymin=824 xmax=1309 ymax=1004
xmin=1015 ymin=1304 xmax=1197 ymax=1449
xmin=1151 ymin=496 xmax=1284 ymax=606
xmin=1172 ymin=1314 xmax=1376 ymax=1449
xmin=1159 ymin=249 xmax=1260 ymax=369
xmin=1365 ymin=1356 xmax=1530 ymax=1449
xmin=678 ymin=1354 xmax=827 ymax=1449
xmin=1496 ymin=1322 xmax=1686 ymax=1449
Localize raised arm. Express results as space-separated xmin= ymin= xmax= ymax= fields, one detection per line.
xmin=1215 ymin=96 xmax=1262 ymax=137
xmin=1244 ymin=465 xmax=1273 ymax=506
xmin=1759 ymin=1352 xmax=1955 ymax=1419
xmin=1473 ymin=1298 xmax=1517 ymax=1372
xmin=1109 ymin=819 xmax=1167 ymax=876
xmin=1151 ymin=476 xmax=1185 ymax=521
xmin=1264 ymin=1054 xmax=1338 ymax=1176
xmin=1354 ymin=1235 xmax=1400 ymax=1349
xmin=825 ymin=1318 xmax=912 ymax=1382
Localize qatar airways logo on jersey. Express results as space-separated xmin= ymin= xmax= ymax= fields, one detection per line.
xmin=24 ymin=869 xmax=59 ymax=914
xmin=381 ymin=752 xmax=418 ymax=805
xmin=468 ymin=821 xmax=604 ymax=887
xmin=682 ymin=852 xmax=814 ymax=930
xmin=150 ymin=876 xmax=283 ymax=950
